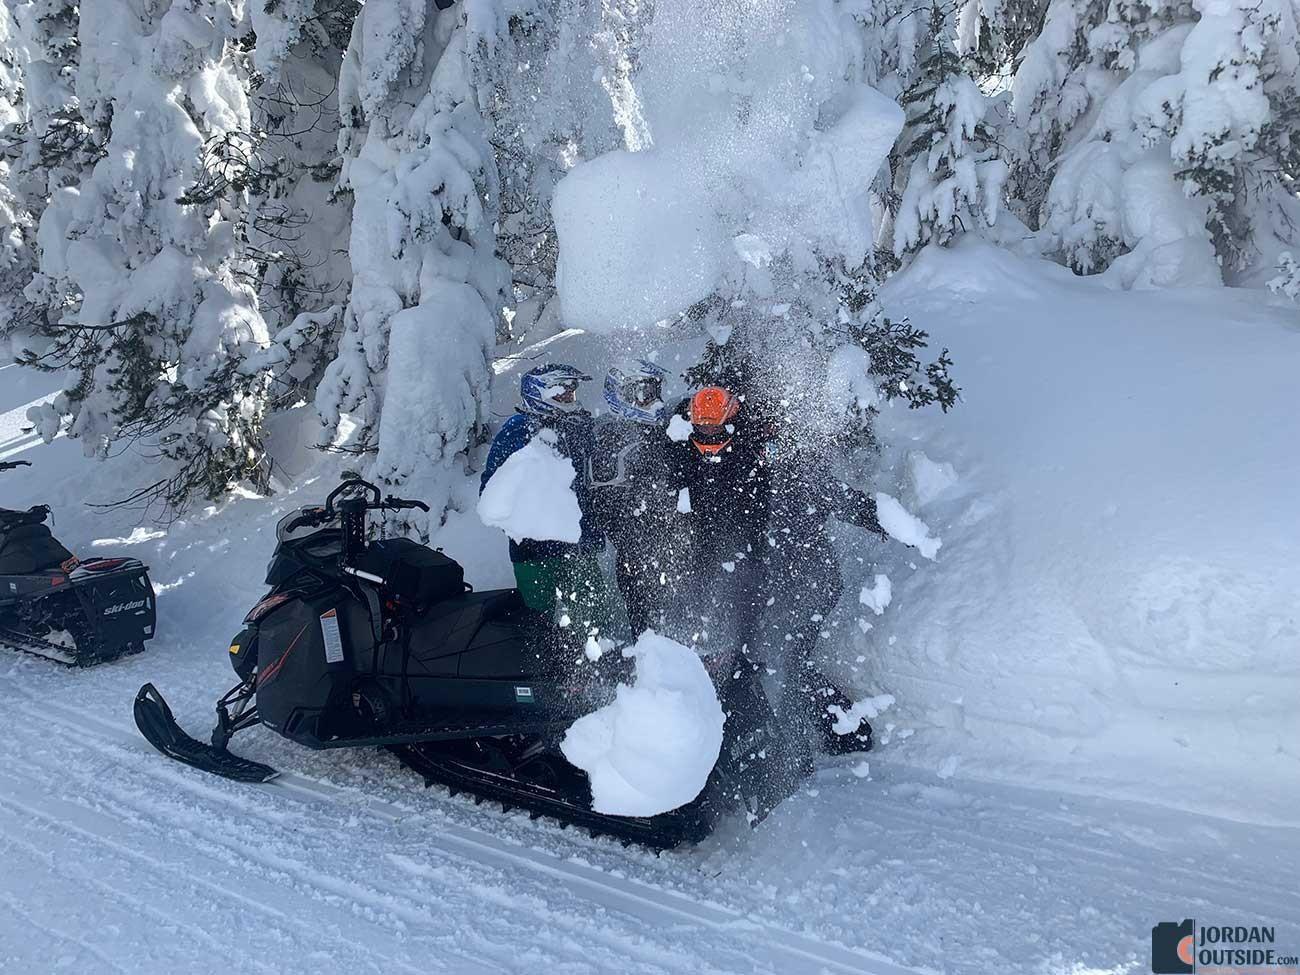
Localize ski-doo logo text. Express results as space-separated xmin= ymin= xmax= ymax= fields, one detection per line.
xmin=103 ymin=599 xmax=147 ymax=616
xmin=1152 ymin=919 xmax=1299 ymax=974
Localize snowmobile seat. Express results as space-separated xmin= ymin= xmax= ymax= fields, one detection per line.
xmin=0 ymin=521 xmax=74 ymax=574
xmin=0 ymin=504 xmax=50 ymax=529
xmin=356 ymin=538 xmax=466 ymax=612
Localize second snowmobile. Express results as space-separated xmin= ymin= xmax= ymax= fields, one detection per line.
xmin=134 ymin=476 xmax=798 ymax=848
xmin=1 ymin=460 xmax=157 ymax=665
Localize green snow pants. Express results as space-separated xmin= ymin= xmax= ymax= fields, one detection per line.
xmin=512 ymin=554 xmax=618 ymax=638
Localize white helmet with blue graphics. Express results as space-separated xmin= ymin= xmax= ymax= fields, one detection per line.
xmin=604 ymin=359 xmax=668 ymax=423
xmin=520 ymin=364 xmax=591 ymax=417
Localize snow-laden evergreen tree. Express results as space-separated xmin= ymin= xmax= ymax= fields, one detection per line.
xmin=889 ymin=3 xmax=1008 ymax=257
xmin=315 ymin=0 xmax=511 ymax=530
xmin=23 ymin=0 xmax=274 ymax=511
xmin=241 ymin=0 xmax=358 ymax=410
xmin=0 ymin=0 xmax=100 ymax=356
xmin=1011 ymin=0 xmax=1300 ymax=284
xmin=475 ymin=0 xmax=626 ymax=343
xmin=0 ymin=1 xmax=39 ymax=356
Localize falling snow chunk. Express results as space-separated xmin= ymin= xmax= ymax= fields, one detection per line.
xmin=859 ymin=574 xmax=892 ymax=615
xmin=875 ymin=492 xmax=942 ymax=560
xmin=829 ymin=694 xmax=896 ymax=735
xmin=677 ymin=488 xmax=692 ymax=514
xmin=477 ymin=433 xmax=583 ymax=544
xmin=732 ymin=233 xmax=773 ymax=268
xmin=560 ymin=632 xmax=725 ymax=816
xmin=667 ymin=414 xmax=693 ymax=442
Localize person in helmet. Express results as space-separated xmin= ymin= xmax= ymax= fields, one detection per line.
xmin=670 ymin=384 xmax=885 ymax=755
xmin=664 ymin=385 xmax=775 ymax=658
xmin=480 ymin=364 xmax=610 ymax=632
xmin=759 ymin=441 xmax=889 ymax=755
xmin=587 ymin=359 xmax=677 ymax=636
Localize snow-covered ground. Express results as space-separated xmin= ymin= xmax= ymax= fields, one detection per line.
xmin=2 ymin=246 xmax=1297 ymax=972
xmin=862 ymin=240 xmax=1300 ymax=827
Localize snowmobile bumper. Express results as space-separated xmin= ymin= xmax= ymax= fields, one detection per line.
xmin=134 ymin=683 xmax=278 ymax=783
xmin=0 ymin=558 xmax=156 ymax=665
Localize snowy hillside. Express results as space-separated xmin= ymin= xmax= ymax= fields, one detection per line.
xmin=854 ymin=241 xmax=1300 ymax=825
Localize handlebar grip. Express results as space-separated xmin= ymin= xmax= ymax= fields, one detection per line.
xmin=382 ymin=496 xmax=430 ymax=513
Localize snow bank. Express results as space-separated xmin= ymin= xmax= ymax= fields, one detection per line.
xmin=561 ymin=631 xmax=725 ymax=817
xmin=862 ymin=239 xmax=1300 ymax=825
xmin=477 ymin=433 xmax=582 ymax=543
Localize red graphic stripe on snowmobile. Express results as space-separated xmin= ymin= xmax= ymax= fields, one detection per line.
xmin=257 ymin=622 xmax=312 ymax=688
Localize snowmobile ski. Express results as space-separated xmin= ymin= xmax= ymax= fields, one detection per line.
xmin=134 ymin=683 xmax=279 ymax=783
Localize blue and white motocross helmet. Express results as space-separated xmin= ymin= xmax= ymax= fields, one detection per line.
xmin=520 ymin=363 xmax=591 ymax=417
xmin=604 ymin=359 xmax=668 ymax=423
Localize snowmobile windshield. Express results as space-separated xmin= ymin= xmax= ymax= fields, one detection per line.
xmin=275 ymin=507 xmax=341 ymax=545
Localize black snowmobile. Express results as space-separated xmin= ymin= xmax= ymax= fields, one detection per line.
xmin=0 ymin=460 xmax=157 ymax=665
xmin=134 ymin=477 xmax=798 ymax=849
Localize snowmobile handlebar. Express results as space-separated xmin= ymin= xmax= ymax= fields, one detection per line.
xmin=0 ymin=460 xmax=32 ymax=472
xmin=282 ymin=480 xmax=431 ymax=534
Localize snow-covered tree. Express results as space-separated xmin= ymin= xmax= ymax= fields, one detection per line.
xmin=23 ymin=0 xmax=274 ymax=511
xmin=0 ymin=1 xmax=38 ymax=356
xmin=243 ymin=0 xmax=358 ymax=408
xmin=1011 ymin=0 xmax=1300 ymax=284
xmin=0 ymin=0 xmax=100 ymax=356
xmin=889 ymin=3 xmax=1008 ymax=257
xmin=314 ymin=0 xmax=511 ymax=529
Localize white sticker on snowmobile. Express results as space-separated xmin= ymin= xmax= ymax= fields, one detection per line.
xmin=103 ymin=599 xmax=147 ymax=616
xmin=515 ymin=686 xmax=535 ymax=703
xmin=320 ymin=608 xmax=345 ymax=664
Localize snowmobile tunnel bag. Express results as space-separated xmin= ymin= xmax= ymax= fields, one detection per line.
xmin=0 ymin=522 xmax=74 ymax=574
xmin=354 ymin=538 xmax=465 ymax=611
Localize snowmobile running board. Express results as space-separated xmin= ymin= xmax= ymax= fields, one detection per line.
xmin=133 ymin=684 xmax=279 ymax=783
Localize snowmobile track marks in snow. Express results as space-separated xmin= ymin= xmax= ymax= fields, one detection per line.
xmin=12 ymin=690 xmax=920 ymax=975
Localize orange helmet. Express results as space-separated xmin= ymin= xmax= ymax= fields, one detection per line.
xmin=689 ymin=387 xmax=740 ymax=456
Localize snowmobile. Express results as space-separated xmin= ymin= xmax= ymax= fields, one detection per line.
xmin=133 ymin=476 xmax=799 ymax=849
xmin=0 ymin=460 xmax=157 ymax=665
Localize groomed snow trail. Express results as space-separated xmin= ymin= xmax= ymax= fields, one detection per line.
xmin=2 ymin=654 xmax=1296 ymax=975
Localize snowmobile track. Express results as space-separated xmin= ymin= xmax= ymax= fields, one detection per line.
xmin=12 ymin=688 xmax=923 ymax=975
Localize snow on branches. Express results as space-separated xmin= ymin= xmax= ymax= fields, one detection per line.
xmin=317 ymin=0 xmax=510 ymax=528
xmin=17 ymin=0 xmax=275 ymax=512
xmin=888 ymin=4 xmax=1008 ymax=258
xmin=1006 ymin=0 xmax=1300 ymax=285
